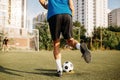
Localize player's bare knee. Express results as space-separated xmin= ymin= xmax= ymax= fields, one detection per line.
xmin=66 ymin=38 xmax=74 ymax=46
xmin=53 ymin=39 xmax=60 ymax=47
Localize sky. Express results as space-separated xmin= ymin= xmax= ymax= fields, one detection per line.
xmin=27 ymin=0 xmax=120 ymax=19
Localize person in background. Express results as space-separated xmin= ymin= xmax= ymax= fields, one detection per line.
xmin=39 ymin=0 xmax=91 ymax=77
xmin=2 ymin=37 xmax=9 ymax=51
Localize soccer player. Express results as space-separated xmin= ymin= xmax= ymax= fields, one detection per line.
xmin=39 ymin=0 xmax=91 ymax=77
xmin=2 ymin=37 xmax=9 ymax=51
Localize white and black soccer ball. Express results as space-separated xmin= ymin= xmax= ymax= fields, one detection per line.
xmin=62 ymin=61 xmax=74 ymax=72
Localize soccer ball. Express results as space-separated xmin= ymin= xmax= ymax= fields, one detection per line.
xmin=62 ymin=61 xmax=74 ymax=72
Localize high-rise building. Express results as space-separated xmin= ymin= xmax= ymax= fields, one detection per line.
xmin=33 ymin=12 xmax=47 ymax=28
xmin=108 ymin=8 xmax=120 ymax=27
xmin=73 ymin=0 xmax=81 ymax=22
xmin=8 ymin=0 xmax=26 ymax=28
xmin=0 ymin=0 xmax=26 ymax=29
xmin=94 ymin=0 xmax=108 ymax=27
xmin=37 ymin=12 xmax=47 ymax=22
xmin=0 ymin=0 xmax=8 ymax=28
xmin=73 ymin=0 xmax=108 ymax=36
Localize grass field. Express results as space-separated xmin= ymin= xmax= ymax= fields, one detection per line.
xmin=0 ymin=50 xmax=120 ymax=80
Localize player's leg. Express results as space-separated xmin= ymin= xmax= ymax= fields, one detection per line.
xmin=62 ymin=14 xmax=91 ymax=63
xmin=2 ymin=44 xmax=5 ymax=51
xmin=6 ymin=44 xmax=8 ymax=51
xmin=66 ymin=38 xmax=91 ymax=63
xmin=61 ymin=14 xmax=80 ymax=50
xmin=48 ymin=15 xmax=63 ymax=77
xmin=66 ymin=38 xmax=80 ymax=49
xmin=53 ymin=39 xmax=62 ymax=76
xmin=4 ymin=44 xmax=7 ymax=51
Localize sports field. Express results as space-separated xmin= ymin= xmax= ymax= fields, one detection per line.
xmin=0 ymin=50 xmax=120 ymax=80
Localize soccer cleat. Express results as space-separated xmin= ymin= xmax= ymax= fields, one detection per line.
xmin=80 ymin=42 xmax=91 ymax=63
xmin=57 ymin=71 xmax=62 ymax=77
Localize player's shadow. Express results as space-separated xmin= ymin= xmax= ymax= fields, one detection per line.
xmin=0 ymin=65 xmax=57 ymax=77
xmin=0 ymin=66 xmax=23 ymax=77
xmin=35 ymin=69 xmax=57 ymax=77
xmin=0 ymin=66 xmax=90 ymax=77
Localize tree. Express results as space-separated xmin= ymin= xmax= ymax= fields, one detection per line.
xmin=35 ymin=23 xmax=53 ymax=50
xmin=73 ymin=21 xmax=86 ymax=42
xmin=73 ymin=21 xmax=81 ymax=27
xmin=0 ymin=32 xmax=4 ymax=50
xmin=92 ymin=27 xmax=106 ymax=50
xmin=103 ymin=30 xmax=120 ymax=49
xmin=108 ymin=25 xmax=120 ymax=32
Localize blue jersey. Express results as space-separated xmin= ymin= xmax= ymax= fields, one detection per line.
xmin=47 ymin=0 xmax=72 ymax=20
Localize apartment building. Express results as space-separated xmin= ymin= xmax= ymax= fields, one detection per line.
xmin=73 ymin=0 xmax=108 ymax=36
xmin=108 ymin=8 xmax=120 ymax=26
xmin=9 ymin=0 xmax=26 ymax=28
xmin=0 ymin=0 xmax=27 ymax=28
xmin=0 ymin=0 xmax=8 ymax=28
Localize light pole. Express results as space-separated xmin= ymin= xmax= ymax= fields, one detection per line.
xmin=100 ymin=27 xmax=103 ymax=49
xmin=21 ymin=0 xmax=24 ymax=28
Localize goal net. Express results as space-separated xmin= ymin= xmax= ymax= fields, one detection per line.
xmin=0 ymin=27 xmax=39 ymax=51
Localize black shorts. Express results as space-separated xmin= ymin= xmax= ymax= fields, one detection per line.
xmin=48 ymin=14 xmax=73 ymax=41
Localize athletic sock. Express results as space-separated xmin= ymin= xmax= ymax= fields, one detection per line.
xmin=76 ymin=43 xmax=80 ymax=50
xmin=56 ymin=59 xmax=62 ymax=72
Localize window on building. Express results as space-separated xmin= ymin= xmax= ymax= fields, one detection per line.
xmin=82 ymin=6 xmax=84 ymax=8
xmin=82 ymin=9 xmax=84 ymax=12
xmin=82 ymin=3 xmax=84 ymax=5
xmin=82 ymin=16 xmax=84 ymax=18
xmin=82 ymin=12 xmax=84 ymax=15
xmin=82 ymin=22 xmax=84 ymax=24
xmin=82 ymin=19 xmax=84 ymax=21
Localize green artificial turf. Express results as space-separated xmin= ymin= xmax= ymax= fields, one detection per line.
xmin=0 ymin=50 xmax=120 ymax=80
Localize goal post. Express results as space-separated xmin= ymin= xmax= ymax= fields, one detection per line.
xmin=0 ymin=27 xmax=39 ymax=51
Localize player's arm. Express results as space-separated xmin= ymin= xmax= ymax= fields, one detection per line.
xmin=39 ymin=0 xmax=48 ymax=9
xmin=69 ymin=0 xmax=74 ymax=16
